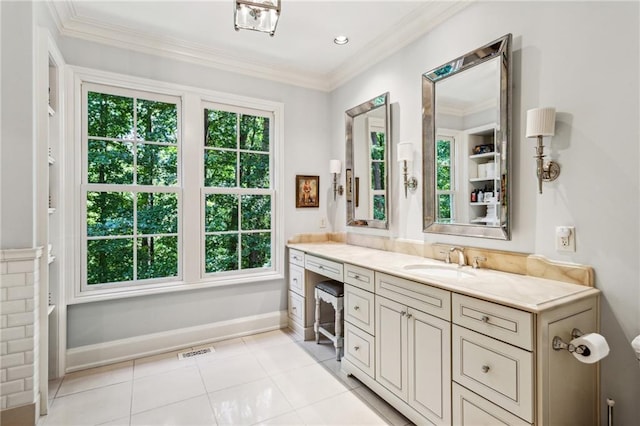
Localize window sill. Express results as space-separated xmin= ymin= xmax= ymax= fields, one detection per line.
xmin=67 ymin=270 xmax=284 ymax=305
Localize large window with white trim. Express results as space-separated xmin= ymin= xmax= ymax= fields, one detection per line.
xmin=77 ymin=76 xmax=281 ymax=298
xmin=202 ymin=105 xmax=273 ymax=275
xmin=82 ymin=84 xmax=181 ymax=290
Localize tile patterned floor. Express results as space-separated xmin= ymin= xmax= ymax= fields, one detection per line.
xmin=41 ymin=329 xmax=413 ymax=426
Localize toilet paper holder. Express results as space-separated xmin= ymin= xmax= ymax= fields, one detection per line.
xmin=552 ymin=328 xmax=591 ymax=356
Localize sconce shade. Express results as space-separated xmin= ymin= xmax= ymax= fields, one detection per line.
xmin=397 ymin=142 xmax=413 ymax=162
xmin=526 ymin=107 xmax=556 ymax=138
xmin=234 ymin=0 xmax=281 ymax=36
xmin=329 ymin=159 xmax=341 ymax=174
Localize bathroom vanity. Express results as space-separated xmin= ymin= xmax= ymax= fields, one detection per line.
xmin=287 ymin=240 xmax=600 ymax=426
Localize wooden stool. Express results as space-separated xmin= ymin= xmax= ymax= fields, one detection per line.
xmin=314 ymin=280 xmax=344 ymax=361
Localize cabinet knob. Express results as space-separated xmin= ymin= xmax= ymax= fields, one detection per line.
xmin=400 ymin=311 xmax=407 ymax=316
xmin=406 ymin=313 xmax=413 ymax=319
xmin=354 ymin=306 xmax=360 ymax=311
xmin=319 ymin=265 xmax=324 ymax=270
xmin=354 ymin=274 xmax=360 ymax=279
xmin=481 ymin=365 xmax=490 ymax=373
xmin=481 ymin=315 xmax=490 ymax=323
xmin=293 ymin=278 xmax=298 ymax=283
xmin=291 ymin=306 xmax=297 ymax=311
xmin=354 ymin=346 xmax=360 ymax=351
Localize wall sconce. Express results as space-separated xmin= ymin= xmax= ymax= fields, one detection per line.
xmin=526 ymin=107 xmax=560 ymax=194
xmin=397 ymin=142 xmax=418 ymax=198
xmin=329 ymin=159 xmax=344 ymax=200
xmin=234 ymin=0 xmax=281 ymax=36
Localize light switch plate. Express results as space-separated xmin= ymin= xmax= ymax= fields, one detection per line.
xmin=555 ymin=226 xmax=575 ymax=252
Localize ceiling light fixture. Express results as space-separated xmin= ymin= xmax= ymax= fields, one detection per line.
xmin=334 ymin=35 xmax=349 ymax=45
xmin=234 ymin=0 xmax=281 ymax=37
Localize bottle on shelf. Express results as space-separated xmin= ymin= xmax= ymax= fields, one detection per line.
xmin=482 ymin=185 xmax=491 ymax=202
xmin=478 ymin=188 xmax=484 ymax=203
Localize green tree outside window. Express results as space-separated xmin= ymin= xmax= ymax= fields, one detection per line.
xmin=203 ymin=108 xmax=272 ymax=274
xmin=370 ymin=131 xmax=386 ymax=220
xmin=85 ymin=91 xmax=179 ymax=285
xmin=436 ymin=138 xmax=454 ymax=222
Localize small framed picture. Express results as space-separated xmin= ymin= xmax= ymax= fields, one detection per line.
xmin=296 ymin=175 xmax=319 ymax=208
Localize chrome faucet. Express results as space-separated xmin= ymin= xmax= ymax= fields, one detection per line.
xmin=447 ymin=246 xmax=466 ymax=267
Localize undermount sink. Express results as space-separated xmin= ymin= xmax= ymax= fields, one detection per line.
xmin=403 ymin=264 xmax=476 ymax=279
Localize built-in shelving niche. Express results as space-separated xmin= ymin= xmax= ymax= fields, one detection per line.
xmin=37 ymin=28 xmax=66 ymax=415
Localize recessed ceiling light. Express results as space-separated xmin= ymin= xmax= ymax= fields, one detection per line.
xmin=334 ymin=35 xmax=349 ymax=45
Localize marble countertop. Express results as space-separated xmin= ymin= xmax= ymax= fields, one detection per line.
xmin=288 ymin=242 xmax=600 ymax=313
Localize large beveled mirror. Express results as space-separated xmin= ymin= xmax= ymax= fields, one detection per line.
xmin=422 ymin=34 xmax=512 ymax=239
xmin=345 ymin=92 xmax=390 ymax=229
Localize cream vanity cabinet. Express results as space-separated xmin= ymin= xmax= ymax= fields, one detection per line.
xmin=343 ymin=269 xmax=453 ymax=426
xmin=375 ymin=273 xmax=452 ymax=426
xmin=343 ymin=264 xmax=376 ymax=378
xmin=287 ymin=249 xmax=307 ymax=335
xmin=451 ymin=293 xmax=598 ymax=426
xmin=452 ymin=294 xmax=534 ymax=424
xmin=287 ymin=249 xmax=344 ymax=340
xmin=287 ymin=244 xmax=599 ymax=426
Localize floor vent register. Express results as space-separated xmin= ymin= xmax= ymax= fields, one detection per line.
xmin=177 ymin=346 xmax=215 ymax=360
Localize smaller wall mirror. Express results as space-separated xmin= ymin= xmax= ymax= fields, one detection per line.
xmin=422 ymin=34 xmax=512 ymax=239
xmin=345 ymin=93 xmax=390 ymax=229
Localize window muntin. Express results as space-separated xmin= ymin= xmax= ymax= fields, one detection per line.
xmin=82 ymin=85 xmax=181 ymax=289
xmin=203 ymin=106 xmax=273 ymax=275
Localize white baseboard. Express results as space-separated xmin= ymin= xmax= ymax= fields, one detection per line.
xmin=66 ymin=310 xmax=288 ymax=372
xmin=288 ymin=318 xmax=316 ymax=341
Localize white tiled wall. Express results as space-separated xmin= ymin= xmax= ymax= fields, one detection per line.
xmin=0 ymin=248 xmax=41 ymax=412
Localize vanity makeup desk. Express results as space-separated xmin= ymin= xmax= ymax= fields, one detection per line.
xmin=286 ymin=238 xmax=600 ymax=426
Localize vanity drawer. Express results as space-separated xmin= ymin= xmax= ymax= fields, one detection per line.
xmin=453 ymin=325 xmax=533 ymax=422
xmin=289 ymin=263 xmax=305 ymax=296
xmin=375 ymin=272 xmax=451 ymax=321
xmin=344 ymin=264 xmax=374 ymax=292
xmin=288 ymin=291 xmax=304 ymax=324
xmin=453 ymin=293 xmax=533 ymax=350
xmin=305 ymin=254 xmax=344 ymax=282
xmin=289 ymin=249 xmax=305 ymax=267
xmin=344 ymin=284 xmax=375 ymax=335
xmin=453 ymin=383 xmax=531 ymax=426
xmin=344 ymin=323 xmax=375 ymax=379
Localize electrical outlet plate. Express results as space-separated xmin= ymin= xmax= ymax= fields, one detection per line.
xmin=555 ymin=226 xmax=575 ymax=252
xmin=319 ymin=217 xmax=327 ymax=228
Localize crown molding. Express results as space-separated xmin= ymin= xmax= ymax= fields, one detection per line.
xmin=327 ymin=1 xmax=473 ymax=91
xmin=48 ymin=0 xmax=472 ymax=93
xmin=45 ymin=0 xmax=69 ymax=34
xmin=49 ymin=1 xmax=328 ymax=90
